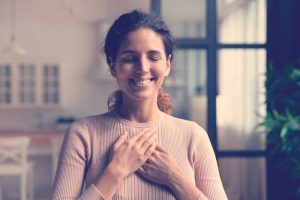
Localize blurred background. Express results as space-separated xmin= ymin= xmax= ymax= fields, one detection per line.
xmin=0 ymin=0 xmax=299 ymax=199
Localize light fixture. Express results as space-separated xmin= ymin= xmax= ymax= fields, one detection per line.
xmin=60 ymin=0 xmax=109 ymax=22
xmin=2 ymin=0 xmax=27 ymax=56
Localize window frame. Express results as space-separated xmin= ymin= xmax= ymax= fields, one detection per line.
xmin=0 ymin=62 xmax=61 ymax=109
xmin=151 ymin=0 xmax=268 ymax=199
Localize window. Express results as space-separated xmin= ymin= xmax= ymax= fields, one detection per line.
xmin=0 ymin=64 xmax=12 ymax=104
xmin=161 ymin=0 xmax=208 ymax=122
xmin=43 ymin=64 xmax=60 ymax=104
xmin=19 ymin=64 xmax=36 ymax=104
xmin=152 ymin=0 xmax=267 ymax=199
xmin=217 ymin=0 xmax=267 ymax=199
xmin=0 ymin=63 xmax=60 ymax=108
xmin=162 ymin=0 xmax=206 ymax=38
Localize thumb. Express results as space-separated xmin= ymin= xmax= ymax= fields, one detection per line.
xmin=114 ymin=131 xmax=128 ymax=148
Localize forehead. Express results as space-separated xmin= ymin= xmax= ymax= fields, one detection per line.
xmin=118 ymin=28 xmax=165 ymax=54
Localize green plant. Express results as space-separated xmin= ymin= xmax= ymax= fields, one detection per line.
xmin=260 ymin=60 xmax=300 ymax=197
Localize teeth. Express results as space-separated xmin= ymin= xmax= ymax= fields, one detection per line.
xmin=132 ymin=79 xmax=153 ymax=86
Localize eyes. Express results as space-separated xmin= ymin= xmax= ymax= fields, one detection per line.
xmin=120 ymin=52 xmax=163 ymax=64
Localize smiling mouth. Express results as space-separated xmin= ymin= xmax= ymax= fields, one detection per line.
xmin=130 ymin=78 xmax=156 ymax=87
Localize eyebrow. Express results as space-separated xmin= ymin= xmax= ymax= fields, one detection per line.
xmin=120 ymin=50 xmax=163 ymax=55
xmin=120 ymin=50 xmax=136 ymax=55
xmin=148 ymin=50 xmax=162 ymax=55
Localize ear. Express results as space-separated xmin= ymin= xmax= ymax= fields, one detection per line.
xmin=164 ymin=55 xmax=171 ymax=77
xmin=110 ymin=67 xmax=116 ymax=77
xmin=108 ymin=57 xmax=116 ymax=77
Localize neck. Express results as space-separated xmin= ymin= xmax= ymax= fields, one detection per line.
xmin=118 ymin=96 xmax=161 ymax=123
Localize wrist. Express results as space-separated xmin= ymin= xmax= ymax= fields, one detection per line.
xmin=168 ymin=170 xmax=201 ymax=200
xmin=166 ymin=167 xmax=184 ymax=189
xmin=167 ymin=172 xmax=183 ymax=192
xmin=106 ymin=162 xmax=127 ymax=183
xmin=93 ymin=163 xmax=126 ymax=199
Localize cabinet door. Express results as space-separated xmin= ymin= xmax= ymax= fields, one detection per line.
xmin=0 ymin=64 xmax=12 ymax=105
xmin=0 ymin=63 xmax=60 ymax=108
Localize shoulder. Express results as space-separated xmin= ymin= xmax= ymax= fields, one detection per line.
xmin=78 ymin=111 xmax=117 ymax=126
xmin=161 ymin=114 xmax=213 ymax=157
xmin=64 ymin=111 xmax=116 ymax=142
xmin=162 ymin=113 xmax=207 ymax=136
xmin=68 ymin=111 xmax=116 ymax=131
xmin=161 ymin=113 xmax=210 ymax=147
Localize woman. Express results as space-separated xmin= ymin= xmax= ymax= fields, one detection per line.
xmin=51 ymin=10 xmax=227 ymax=200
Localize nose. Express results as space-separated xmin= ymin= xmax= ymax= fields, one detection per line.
xmin=135 ymin=56 xmax=149 ymax=74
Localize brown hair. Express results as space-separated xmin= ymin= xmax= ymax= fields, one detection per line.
xmin=105 ymin=10 xmax=174 ymax=114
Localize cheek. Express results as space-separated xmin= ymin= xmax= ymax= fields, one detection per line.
xmin=115 ymin=63 xmax=133 ymax=74
xmin=115 ymin=74 xmax=128 ymax=84
xmin=156 ymin=68 xmax=169 ymax=78
xmin=116 ymin=79 xmax=127 ymax=90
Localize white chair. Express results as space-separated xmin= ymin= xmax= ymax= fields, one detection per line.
xmin=0 ymin=136 xmax=34 ymax=200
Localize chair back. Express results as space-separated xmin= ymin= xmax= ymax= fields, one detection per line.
xmin=0 ymin=137 xmax=30 ymax=166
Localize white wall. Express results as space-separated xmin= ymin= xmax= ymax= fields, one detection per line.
xmin=0 ymin=19 xmax=117 ymax=129
xmin=0 ymin=1 xmax=149 ymax=198
xmin=0 ymin=0 xmax=150 ymax=129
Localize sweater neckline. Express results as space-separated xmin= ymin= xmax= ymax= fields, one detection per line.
xmin=112 ymin=109 xmax=164 ymax=128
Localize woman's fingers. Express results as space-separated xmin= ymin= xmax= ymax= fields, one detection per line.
xmin=138 ymin=166 xmax=146 ymax=174
xmin=127 ymin=129 xmax=156 ymax=151
xmin=132 ymin=129 xmax=153 ymax=144
xmin=141 ymin=132 xmax=156 ymax=151
xmin=138 ymin=163 xmax=150 ymax=174
xmin=144 ymin=142 xmax=156 ymax=157
xmin=155 ymin=144 xmax=168 ymax=154
xmin=138 ymin=164 xmax=152 ymax=176
xmin=113 ymin=132 xmax=128 ymax=149
xmin=108 ymin=129 xmax=159 ymax=179
xmin=110 ymin=129 xmax=157 ymax=174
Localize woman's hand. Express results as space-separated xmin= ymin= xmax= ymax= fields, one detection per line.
xmin=138 ymin=145 xmax=202 ymax=200
xmin=108 ymin=129 xmax=157 ymax=179
xmin=94 ymin=129 xmax=156 ymax=199
xmin=137 ymin=144 xmax=182 ymax=186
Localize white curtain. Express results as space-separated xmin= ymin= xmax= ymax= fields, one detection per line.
xmin=217 ymin=49 xmax=266 ymax=200
xmin=216 ymin=1 xmax=266 ymax=199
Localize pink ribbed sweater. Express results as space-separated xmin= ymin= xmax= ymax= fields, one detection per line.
xmin=50 ymin=111 xmax=227 ymax=200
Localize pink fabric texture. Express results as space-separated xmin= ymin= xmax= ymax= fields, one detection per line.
xmin=50 ymin=111 xmax=227 ymax=200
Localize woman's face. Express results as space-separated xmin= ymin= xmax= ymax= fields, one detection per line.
xmin=112 ymin=28 xmax=171 ymax=103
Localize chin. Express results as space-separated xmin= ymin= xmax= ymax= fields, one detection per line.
xmin=125 ymin=90 xmax=159 ymax=102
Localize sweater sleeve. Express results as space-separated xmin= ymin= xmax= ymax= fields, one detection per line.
xmin=191 ymin=123 xmax=228 ymax=200
xmin=50 ymin=119 xmax=105 ymax=200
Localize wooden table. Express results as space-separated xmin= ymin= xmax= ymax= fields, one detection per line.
xmin=0 ymin=129 xmax=66 ymax=156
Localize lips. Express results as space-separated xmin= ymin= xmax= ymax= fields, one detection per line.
xmin=130 ymin=77 xmax=156 ymax=87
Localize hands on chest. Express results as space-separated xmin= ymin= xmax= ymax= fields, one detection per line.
xmin=108 ymin=129 xmax=183 ymax=187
